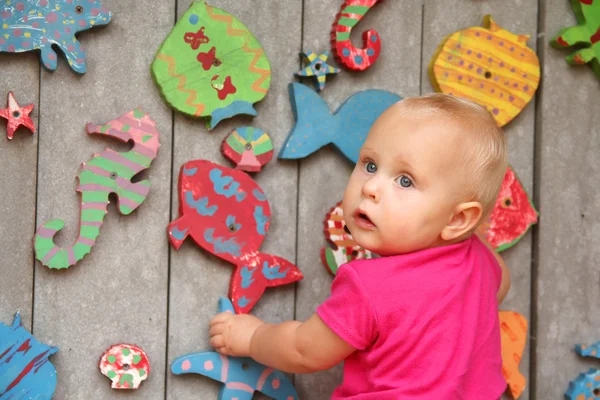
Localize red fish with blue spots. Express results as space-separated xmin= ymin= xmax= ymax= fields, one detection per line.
xmin=168 ymin=160 xmax=303 ymax=314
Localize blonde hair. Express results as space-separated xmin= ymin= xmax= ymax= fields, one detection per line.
xmin=397 ymin=93 xmax=508 ymax=218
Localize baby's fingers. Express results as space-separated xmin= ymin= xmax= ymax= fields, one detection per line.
xmin=213 ymin=346 xmax=230 ymax=356
xmin=210 ymin=312 xmax=233 ymax=326
xmin=209 ymin=334 xmax=225 ymax=350
xmin=209 ymin=323 xmax=226 ymax=338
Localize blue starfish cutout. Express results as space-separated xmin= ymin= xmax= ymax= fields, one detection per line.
xmin=171 ymin=298 xmax=298 ymax=400
xmin=294 ymin=51 xmax=340 ymax=92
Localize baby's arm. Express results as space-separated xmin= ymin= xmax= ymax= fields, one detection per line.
xmin=209 ymin=312 xmax=355 ymax=374
xmin=476 ymin=233 xmax=511 ymax=304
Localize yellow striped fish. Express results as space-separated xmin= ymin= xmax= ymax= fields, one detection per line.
xmin=429 ymin=15 xmax=540 ymax=127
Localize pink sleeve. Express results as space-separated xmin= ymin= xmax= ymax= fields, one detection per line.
xmin=316 ymin=264 xmax=379 ymax=350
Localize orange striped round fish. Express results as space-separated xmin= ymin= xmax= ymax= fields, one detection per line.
xmin=429 ymin=15 xmax=540 ymax=127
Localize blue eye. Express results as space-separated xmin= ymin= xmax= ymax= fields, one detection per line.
xmin=396 ymin=175 xmax=412 ymax=188
xmin=364 ymin=161 xmax=377 ymax=173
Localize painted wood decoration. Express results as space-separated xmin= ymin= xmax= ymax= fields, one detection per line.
xmin=331 ymin=0 xmax=383 ymax=71
xmin=0 ymin=312 xmax=58 ymax=399
xmin=429 ymin=15 xmax=540 ymax=127
xmin=168 ymin=160 xmax=303 ymax=314
xmin=565 ymin=341 xmax=600 ymax=400
xmin=99 ymin=344 xmax=150 ymax=389
xmin=566 ymin=369 xmax=600 ymax=400
xmin=322 ymin=200 xmax=374 ymax=275
xmin=278 ymin=82 xmax=401 ymax=163
xmin=550 ymin=0 xmax=600 ymax=79
xmin=0 ymin=92 xmax=35 ymax=140
xmin=34 ymin=108 xmax=161 ymax=269
xmin=576 ymin=341 xmax=600 ymax=360
xmin=221 ymin=126 xmax=273 ymax=173
xmin=499 ymin=311 xmax=528 ymax=399
xmin=476 ymin=166 xmax=538 ymax=252
xmin=171 ymin=298 xmax=299 ymax=400
xmin=0 ymin=0 xmax=112 ymax=73
xmin=151 ymin=0 xmax=271 ymax=130
xmin=294 ymin=51 xmax=340 ymax=92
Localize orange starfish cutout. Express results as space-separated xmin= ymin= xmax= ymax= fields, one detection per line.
xmin=0 ymin=92 xmax=36 ymax=140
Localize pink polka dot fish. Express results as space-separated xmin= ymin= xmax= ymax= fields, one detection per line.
xmin=171 ymin=298 xmax=298 ymax=400
xmin=0 ymin=0 xmax=112 ymax=73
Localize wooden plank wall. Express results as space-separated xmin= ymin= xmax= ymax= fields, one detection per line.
xmin=420 ymin=2 xmax=538 ymax=399
xmin=0 ymin=0 xmax=598 ymax=399
xmin=535 ymin=0 xmax=600 ymax=397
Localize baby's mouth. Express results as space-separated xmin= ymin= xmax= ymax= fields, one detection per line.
xmin=353 ymin=210 xmax=376 ymax=229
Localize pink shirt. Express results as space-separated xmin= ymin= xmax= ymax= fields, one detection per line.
xmin=316 ymin=235 xmax=506 ymax=399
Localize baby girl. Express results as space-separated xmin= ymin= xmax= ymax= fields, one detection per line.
xmin=209 ymin=93 xmax=511 ymax=399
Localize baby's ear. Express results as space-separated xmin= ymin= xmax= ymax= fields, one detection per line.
xmin=441 ymin=202 xmax=483 ymax=241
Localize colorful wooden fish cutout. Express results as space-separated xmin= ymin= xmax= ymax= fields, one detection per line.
xmin=0 ymin=91 xmax=35 ymax=140
xmin=550 ymin=0 xmax=600 ymax=79
xmin=499 ymin=311 xmax=528 ymax=399
xmin=151 ymin=0 xmax=271 ymax=130
xmin=476 ymin=166 xmax=538 ymax=252
xmin=0 ymin=312 xmax=58 ymax=399
xmin=565 ymin=341 xmax=600 ymax=399
xmin=566 ymin=368 xmax=600 ymax=400
xmin=0 ymin=0 xmax=112 ymax=73
xmin=331 ymin=0 xmax=383 ymax=71
xmin=322 ymin=200 xmax=374 ymax=275
xmin=99 ymin=344 xmax=150 ymax=389
xmin=295 ymin=51 xmax=340 ymax=92
xmin=221 ymin=126 xmax=274 ymax=173
xmin=168 ymin=160 xmax=302 ymax=314
xmin=278 ymin=82 xmax=401 ymax=163
xmin=576 ymin=341 xmax=600 ymax=359
xmin=171 ymin=298 xmax=298 ymax=400
xmin=34 ymin=108 xmax=161 ymax=269
xmin=429 ymin=15 xmax=540 ymax=127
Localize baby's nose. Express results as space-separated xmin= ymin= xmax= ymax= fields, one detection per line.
xmin=361 ymin=179 xmax=380 ymax=201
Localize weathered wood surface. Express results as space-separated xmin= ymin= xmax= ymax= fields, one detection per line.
xmin=0 ymin=0 xmax=597 ymax=398
xmin=421 ymin=2 xmax=539 ymax=398
xmin=534 ymin=0 xmax=600 ymax=397
xmin=0 ymin=52 xmax=38 ymax=332
xmin=32 ymin=0 xmax=174 ymax=398
xmin=165 ymin=1 xmax=302 ymax=399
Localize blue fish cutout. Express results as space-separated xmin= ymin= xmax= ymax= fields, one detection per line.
xmin=170 ymin=298 xmax=298 ymax=400
xmin=0 ymin=312 xmax=58 ymax=399
xmin=565 ymin=341 xmax=600 ymax=399
xmin=565 ymin=368 xmax=600 ymax=399
xmin=0 ymin=0 xmax=112 ymax=73
xmin=278 ymin=82 xmax=402 ymax=163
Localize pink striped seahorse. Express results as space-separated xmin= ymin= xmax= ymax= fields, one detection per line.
xmin=33 ymin=109 xmax=160 ymax=269
xmin=330 ymin=0 xmax=383 ymax=71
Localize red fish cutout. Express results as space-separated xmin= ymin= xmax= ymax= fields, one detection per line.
xmin=321 ymin=201 xmax=374 ymax=275
xmin=477 ymin=166 xmax=538 ymax=252
xmin=499 ymin=311 xmax=528 ymax=399
xmin=168 ymin=160 xmax=303 ymax=314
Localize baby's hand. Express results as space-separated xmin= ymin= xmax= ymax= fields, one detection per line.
xmin=209 ymin=312 xmax=265 ymax=357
